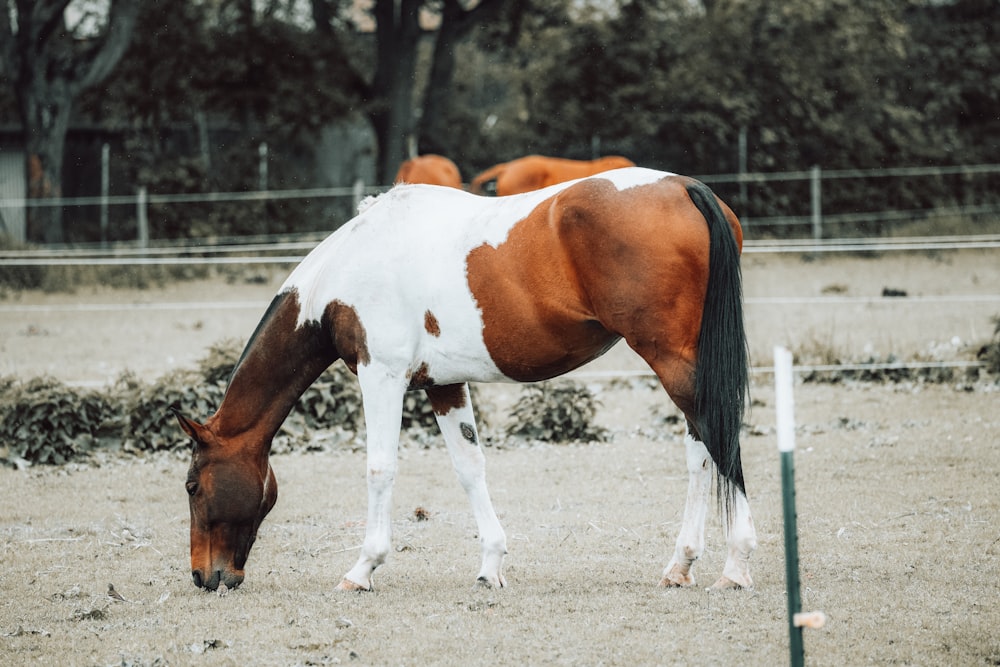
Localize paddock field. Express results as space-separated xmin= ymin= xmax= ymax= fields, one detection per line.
xmin=1 ymin=249 xmax=999 ymax=666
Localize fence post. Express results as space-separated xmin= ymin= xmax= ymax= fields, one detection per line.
xmin=136 ymin=186 xmax=148 ymax=248
xmin=810 ymin=165 xmax=822 ymax=241
xmin=197 ymin=111 xmax=211 ymax=169
xmin=775 ymin=345 xmax=827 ymax=666
xmin=100 ymin=143 xmax=110 ymax=247
xmin=775 ymin=345 xmax=805 ymax=666
xmin=258 ymin=142 xmax=268 ymax=192
xmin=738 ymin=126 xmax=748 ymax=205
xmin=352 ymin=178 xmax=365 ymax=213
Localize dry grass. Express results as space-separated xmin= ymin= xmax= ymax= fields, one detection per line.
xmin=2 ymin=383 xmax=999 ymax=666
xmin=2 ymin=248 xmax=999 ymax=665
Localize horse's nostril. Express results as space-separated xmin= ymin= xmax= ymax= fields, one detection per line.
xmin=203 ymin=570 xmax=222 ymax=591
xmin=222 ymin=572 xmax=245 ymax=590
xmin=192 ymin=569 xmax=222 ymax=590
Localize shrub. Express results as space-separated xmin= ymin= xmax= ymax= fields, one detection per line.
xmin=0 ymin=377 xmax=118 ymax=466
xmin=505 ymin=382 xmax=609 ymax=443
xmin=401 ymin=391 xmax=439 ymax=431
xmin=121 ymin=351 xmax=367 ymax=454
xmin=0 ymin=236 xmax=45 ymax=291
xmin=977 ymin=315 xmax=1000 ymax=376
xmin=120 ymin=369 xmax=225 ymax=453
xmin=295 ymin=365 xmax=365 ymax=432
xmin=398 ymin=384 xmax=489 ymax=434
xmin=197 ymin=338 xmax=243 ymax=385
xmin=0 ymin=338 xmax=500 ymax=468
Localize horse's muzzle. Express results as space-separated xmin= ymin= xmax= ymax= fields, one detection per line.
xmin=193 ymin=568 xmax=244 ymax=591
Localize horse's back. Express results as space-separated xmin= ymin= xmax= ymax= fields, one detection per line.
xmin=284 ymin=169 xmax=732 ymax=383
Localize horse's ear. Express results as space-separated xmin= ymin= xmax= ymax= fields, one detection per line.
xmin=172 ymin=408 xmax=209 ymax=444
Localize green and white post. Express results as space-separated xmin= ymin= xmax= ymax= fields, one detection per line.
xmin=774 ymin=345 xmax=825 ymax=667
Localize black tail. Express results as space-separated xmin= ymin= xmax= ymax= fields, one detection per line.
xmin=686 ymin=181 xmax=750 ymax=509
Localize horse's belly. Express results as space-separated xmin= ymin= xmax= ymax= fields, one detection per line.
xmin=480 ymin=319 xmax=620 ymax=383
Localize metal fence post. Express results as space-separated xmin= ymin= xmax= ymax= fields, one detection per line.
xmin=137 ymin=186 xmax=148 ymax=248
xmin=258 ymin=142 xmax=268 ymax=192
xmin=352 ymin=178 xmax=365 ymax=213
xmin=100 ymin=143 xmax=110 ymax=247
xmin=811 ymin=165 xmax=822 ymax=241
xmin=738 ymin=126 xmax=748 ymax=205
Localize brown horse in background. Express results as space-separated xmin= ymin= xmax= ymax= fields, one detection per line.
xmin=394 ymin=154 xmax=463 ymax=188
xmin=469 ymin=155 xmax=636 ymax=196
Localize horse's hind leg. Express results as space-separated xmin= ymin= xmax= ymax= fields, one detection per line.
xmin=426 ymin=383 xmax=508 ymax=588
xmin=660 ymin=428 xmax=713 ymax=587
xmin=646 ymin=356 xmax=757 ymax=590
xmin=714 ymin=481 xmax=756 ymax=590
xmin=659 ymin=427 xmax=756 ymax=590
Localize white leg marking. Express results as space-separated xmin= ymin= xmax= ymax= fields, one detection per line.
xmin=660 ymin=432 xmax=712 ymax=587
xmin=338 ymin=365 xmax=406 ymax=592
xmin=712 ymin=487 xmax=757 ymax=590
xmin=433 ymin=385 xmax=508 ymax=588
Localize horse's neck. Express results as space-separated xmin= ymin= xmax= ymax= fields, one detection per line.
xmin=210 ymin=291 xmax=337 ymax=445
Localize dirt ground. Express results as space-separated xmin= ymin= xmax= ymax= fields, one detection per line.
xmin=1 ymin=250 xmax=999 ymax=666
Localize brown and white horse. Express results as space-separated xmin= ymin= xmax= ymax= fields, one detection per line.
xmin=394 ymin=154 xmax=463 ymax=188
xmin=174 ymin=167 xmax=757 ymax=593
xmin=469 ymin=154 xmax=636 ymax=196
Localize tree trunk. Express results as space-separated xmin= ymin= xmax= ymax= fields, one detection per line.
xmin=418 ymin=1 xmax=463 ymax=156
xmin=22 ymin=90 xmax=71 ymax=244
xmin=418 ymin=0 xmax=517 ymax=157
xmin=2 ymin=0 xmax=141 ymax=244
xmin=371 ymin=0 xmax=422 ymax=183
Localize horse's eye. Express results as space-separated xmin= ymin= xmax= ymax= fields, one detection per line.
xmin=186 ymin=481 xmax=199 ymax=497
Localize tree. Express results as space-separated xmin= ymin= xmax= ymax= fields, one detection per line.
xmin=417 ymin=0 xmax=522 ymax=157
xmin=903 ymin=0 xmax=1000 ymax=165
xmin=310 ymin=0 xmax=520 ymax=182
xmin=523 ymin=1 xmax=694 ymax=164
xmin=369 ymin=0 xmax=423 ymax=182
xmin=0 ymin=0 xmax=142 ymax=243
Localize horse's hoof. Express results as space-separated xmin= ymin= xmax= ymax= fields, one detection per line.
xmin=659 ymin=576 xmax=695 ymax=588
xmin=659 ymin=565 xmax=695 ymax=588
xmin=336 ymin=577 xmax=370 ymax=592
xmin=708 ymin=575 xmax=752 ymax=591
xmin=475 ymin=574 xmax=506 ymax=589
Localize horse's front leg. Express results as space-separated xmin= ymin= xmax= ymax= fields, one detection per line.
xmin=337 ymin=367 xmax=407 ymax=591
xmin=426 ymin=383 xmax=508 ymax=588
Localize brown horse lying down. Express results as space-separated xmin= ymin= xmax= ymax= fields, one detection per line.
xmin=394 ymin=154 xmax=463 ymax=188
xmin=469 ymin=155 xmax=635 ymax=195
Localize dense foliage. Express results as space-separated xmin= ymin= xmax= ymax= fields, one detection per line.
xmin=0 ymin=341 xmax=481 ymax=467
xmin=506 ymin=383 xmax=610 ymax=443
xmin=0 ymin=377 xmax=118 ymax=465
xmin=2 ymin=1 xmax=977 ymax=237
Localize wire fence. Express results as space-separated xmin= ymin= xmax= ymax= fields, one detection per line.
xmin=2 ymin=166 xmax=998 ymax=380
xmin=1 ymin=162 xmax=999 ymax=246
xmin=2 ymin=236 xmax=997 ymax=379
xmin=3 ymin=233 xmax=1000 ymax=265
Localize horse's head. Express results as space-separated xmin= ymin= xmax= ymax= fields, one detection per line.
xmin=173 ymin=410 xmax=278 ymax=591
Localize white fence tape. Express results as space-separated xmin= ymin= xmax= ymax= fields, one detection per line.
xmin=3 ymin=234 xmax=999 ymax=266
